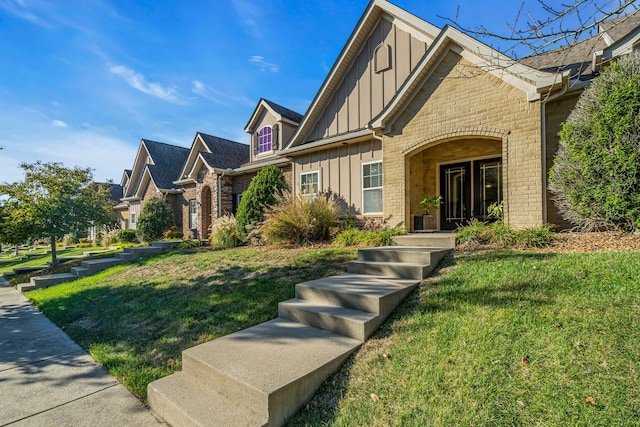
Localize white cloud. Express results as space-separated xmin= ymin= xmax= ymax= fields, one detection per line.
xmin=191 ymin=79 xmax=254 ymax=107
xmin=231 ymin=0 xmax=261 ymax=38
xmin=250 ymin=56 xmax=279 ymax=72
xmin=0 ymin=0 xmax=48 ymax=26
xmin=51 ymin=119 xmax=67 ymax=127
xmin=109 ymin=64 xmax=182 ymax=103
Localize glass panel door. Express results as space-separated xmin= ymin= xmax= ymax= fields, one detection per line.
xmin=440 ymin=162 xmax=471 ymax=230
xmin=473 ymin=158 xmax=502 ymax=219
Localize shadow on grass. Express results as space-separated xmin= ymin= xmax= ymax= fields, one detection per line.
xmin=24 ymin=248 xmax=355 ymax=400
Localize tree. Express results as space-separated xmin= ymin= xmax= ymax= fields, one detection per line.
xmin=444 ymin=0 xmax=637 ymax=60
xmin=0 ymin=201 xmax=34 ymax=256
xmin=549 ymin=51 xmax=640 ymax=231
xmin=235 ymin=165 xmax=289 ymax=236
xmin=0 ymin=161 xmax=115 ymax=264
xmin=136 ymin=197 xmax=174 ymax=242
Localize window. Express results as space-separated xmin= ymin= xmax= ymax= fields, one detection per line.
xmin=189 ymin=199 xmax=198 ymax=229
xmin=300 ymin=171 xmax=319 ymax=196
xmin=362 ymin=161 xmax=383 ymax=214
xmin=257 ymin=126 xmax=272 ymax=154
xmin=129 ymin=213 xmax=136 ymax=230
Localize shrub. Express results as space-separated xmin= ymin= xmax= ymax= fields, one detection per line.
xmin=455 ymin=218 xmax=492 ymax=250
xmin=177 ymin=239 xmax=207 ymax=249
xmin=236 ymin=165 xmax=289 ymax=237
xmin=100 ymin=228 xmax=120 ymax=247
xmin=162 ymin=226 xmax=183 ymax=240
xmin=456 ymin=219 xmax=556 ymax=249
xmin=512 ymin=224 xmax=557 ymax=248
xmin=549 ymin=51 xmax=640 ymax=232
xmin=209 ymin=214 xmax=243 ymax=248
xmin=256 ymin=191 xmax=338 ymax=245
xmin=117 ymin=229 xmax=137 ymax=243
xmin=136 ymin=197 xmax=174 ymax=243
xmin=333 ymin=227 xmax=407 ymax=248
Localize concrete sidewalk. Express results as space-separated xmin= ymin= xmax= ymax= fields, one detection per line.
xmin=0 ymin=278 xmax=163 ymax=426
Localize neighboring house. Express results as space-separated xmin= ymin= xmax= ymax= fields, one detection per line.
xmin=114 ymin=1 xmax=640 ymax=235
xmin=113 ymin=169 xmax=131 ymax=230
xmin=121 ymin=139 xmax=190 ymax=230
xmin=88 ymin=182 xmax=123 ymax=242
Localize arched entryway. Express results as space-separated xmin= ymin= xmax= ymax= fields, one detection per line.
xmin=407 ymin=137 xmax=503 ymax=231
xmin=201 ymin=186 xmax=212 ymax=239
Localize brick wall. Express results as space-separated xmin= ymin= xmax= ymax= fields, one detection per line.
xmin=383 ymin=52 xmax=543 ymax=229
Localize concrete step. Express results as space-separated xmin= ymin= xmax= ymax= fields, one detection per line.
xmin=17 ymin=283 xmax=35 ymax=292
xmin=71 ymin=266 xmax=90 ymax=277
xmin=295 ymin=274 xmax=419 ymax=317
xmin=347 ymin=260 xmax=429 ymax=280
xmin=80 ymin=257 xmax=122 ymax=273
xmin=357 ymin=246 xmax=447 ymax=265
xmin=278 ymin=298 xmax=378 ymax=341
xmin=123 ymin=246 xmax=162 ymax=259
xmin=148 ymin=371 xmax=266 ymax=427
xmin=13 ymin=266 xmax=48 ymax=274
xmin=150 ymin=241 xmax=181 ymax=250
xmin=27 ymin=273 xmax=77 ymax=290
xmin=149 ymin=318 xmax=361 ymax=427
xmin=391 ymin=233 xmax=456 ymax=248
xmin=114 ymin=252 xmax=136 ymax=261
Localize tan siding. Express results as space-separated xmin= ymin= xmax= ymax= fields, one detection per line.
xmin=292 ymin=139 xmax=382 ymax=216
xmin=304 ymin=19 xmax=432 ymax=144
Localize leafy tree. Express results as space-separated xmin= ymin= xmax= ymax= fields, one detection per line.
xmin=0 ymin=162 xmax=115 ymax=264
xmin=136 ymin=197 xmax=174 ymax=242
xmin=549 ymin=51 xmax=640 ymax=231
xmin=235 ymin=165 xmax=289 ymax=236
xmin=0 ymin=201 xmax=33 ymax=255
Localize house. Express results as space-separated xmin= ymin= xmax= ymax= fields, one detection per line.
xmin=115 ymin=1 xmax=640 ymax=235
xmin=120 ymin=139 xmax=190 ymax=231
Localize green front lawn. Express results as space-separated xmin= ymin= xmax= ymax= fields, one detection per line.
xmin=24 ymin=247 xmax=640 ymax=425
xmin=26 ymin=247 xmax=357 ymax=400
xmin=291 ymin=250 xmax=640 ymax=426
xmin=0 ymin=247 xmax=116 ymax=274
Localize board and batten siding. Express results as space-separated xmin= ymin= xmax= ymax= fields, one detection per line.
xmin=292 ymin=139 xmax=382 ymax=216
xmin=306 ymin=16 xmax=429 ymax=142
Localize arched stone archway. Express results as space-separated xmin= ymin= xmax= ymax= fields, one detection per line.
xmin=201 ymin=186 xmax=212 ymax=239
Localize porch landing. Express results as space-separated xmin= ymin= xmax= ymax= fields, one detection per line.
xmin=391 ymin=232 xmax=456 ymax=249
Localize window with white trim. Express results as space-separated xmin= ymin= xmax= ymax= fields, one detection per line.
xmin=362 ymin=161 xmax=383 ymax=214
xmin=189 ymin=199 xmax=198 ymax=229
xmin=300 ymin=171 xmax=319 ymax=196
xmin=257 ymin=126 xmax=272 ymax=154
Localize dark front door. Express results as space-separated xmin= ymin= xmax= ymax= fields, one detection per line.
xmin=440 ymin=162 xmax=471 ymax=230
xmin=438 ymin=158 xmax=503 ymax=230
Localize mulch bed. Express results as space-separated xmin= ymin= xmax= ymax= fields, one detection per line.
xmin=542 ymin=231 xmax=640 ymax=252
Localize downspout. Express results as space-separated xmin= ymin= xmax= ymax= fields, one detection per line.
xmin=217 ymin=170 xmax=225 ymax=218
xmin=540 ymin=81 xmax=569 ymax=224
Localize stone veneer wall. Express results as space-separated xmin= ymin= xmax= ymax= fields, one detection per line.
xmin=383 ymin=51 xmax=543 ymax=229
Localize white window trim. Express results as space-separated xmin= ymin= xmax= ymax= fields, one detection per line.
xmin=299 ymin=170 xmax=320 ymax=197
xmin=256 ymin=125 xmax=275 ymax=156
xmin=362 ymin=160 xmax=383 ymax=215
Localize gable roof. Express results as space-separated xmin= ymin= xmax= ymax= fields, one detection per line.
xmin=142 ymin=139 xmax=190 ymax=190
xmin=175 ymin=132 xmax=249 ymax=183
xmin=519 ymin=9 xmax=640 ymax=80
xmin=244 ymin=98 xmax=304 ymax=132
xmin=198 ymin=133 xmax=249 ymax=169
xmin=285 ymin=0 xmax=440 ymax=149
xmin=283 ymin=0 xmax=567 ymax=151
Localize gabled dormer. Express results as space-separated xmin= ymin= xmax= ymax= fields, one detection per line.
xmin=244 ymin=98 xmax=303 ymax=163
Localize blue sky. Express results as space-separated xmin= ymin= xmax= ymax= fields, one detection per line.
xmin=0 ymin=0 xmax=631 ymax=184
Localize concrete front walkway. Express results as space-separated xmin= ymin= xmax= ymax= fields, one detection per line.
xmin=0 ymin=278 xmax=163 ymax=426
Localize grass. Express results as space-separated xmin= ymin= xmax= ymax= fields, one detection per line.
xmin=21 ymin=246 xmax=640 ymax=425
xmin=289 ymin=250 xmax=640 ymax=426
xmin=25 ymin=246 xmax=357 ymax=401
xmin=0 ymin=246 xmax=116 ymax=274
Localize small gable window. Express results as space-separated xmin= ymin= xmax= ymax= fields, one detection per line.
xmin=258 ymin=126 xmax=273 ymax=154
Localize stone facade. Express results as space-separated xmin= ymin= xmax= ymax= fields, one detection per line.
xmin=383 ymin=52 xmax=543 ymax=229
